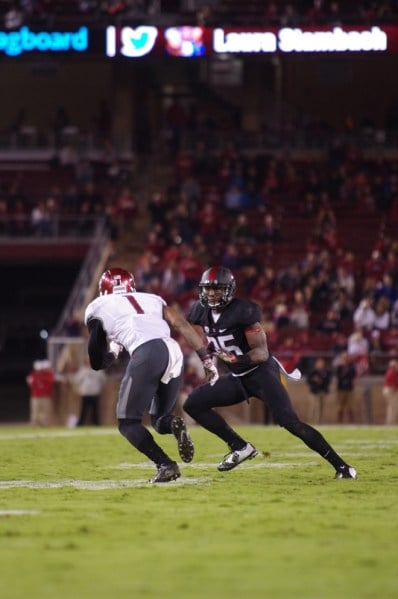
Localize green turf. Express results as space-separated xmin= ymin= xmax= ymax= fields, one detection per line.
xmin=0 ymin=425 xmax=397 ymax=599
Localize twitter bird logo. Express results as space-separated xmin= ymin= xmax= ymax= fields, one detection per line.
xmin=121 ymin=26 xmax=158 ymax=57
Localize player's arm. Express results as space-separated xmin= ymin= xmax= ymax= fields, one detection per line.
xmin=86 ymin=317 xmax=118 ymax=371
xmin=245 ymin=323 xmax=270 ymax=363
xmin=218 ymin=322 xmax=269 ymax=366
xmin=163 ymin=305 xmax=219 ymax=385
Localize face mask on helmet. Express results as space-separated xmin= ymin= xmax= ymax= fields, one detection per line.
xmin=99 ymin=268 xmax=136 ymax=295
xmin=199 ymin=267 xmax=236 ymax=310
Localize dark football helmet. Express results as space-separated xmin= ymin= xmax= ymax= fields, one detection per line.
xmin=99 ymin=267 xmax=136 ymax=295
xmin=199 ymin=266 xmax=236 ymax=309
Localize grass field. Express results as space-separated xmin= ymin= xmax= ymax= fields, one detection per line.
xmin=0 ymin=424 xmax=397 ymax=599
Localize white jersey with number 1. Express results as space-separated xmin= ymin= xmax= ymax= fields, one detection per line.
xmin=84 ymin=292 xmax=172 ymax=356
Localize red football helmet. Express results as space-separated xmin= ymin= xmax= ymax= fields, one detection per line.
xmin=99 ymin=267 xmax=136 ymax=295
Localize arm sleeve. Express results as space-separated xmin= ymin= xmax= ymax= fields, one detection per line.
xmin=87 ymin=318 xmax=115 ymax=371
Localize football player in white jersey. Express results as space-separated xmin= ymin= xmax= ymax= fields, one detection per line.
xmin=84 ymin=267 xmax=218 ymax=483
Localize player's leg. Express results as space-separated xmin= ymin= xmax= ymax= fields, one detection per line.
xmin=117 ymin=340 xmax=180 ymax=483
xmin=149 ymin=373 xmax=195 ymax=463
xmin=257 ymin=361 xmax=357 ymax=479
xmin=183 ymin=375 xmax=259 ymax=470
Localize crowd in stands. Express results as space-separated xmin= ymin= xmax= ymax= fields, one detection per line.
xmin=0 ymin=153 xmax=133 ymax=239
xmin=132 ymin=135 xmax=398 ymax=381
xmin=2 ymin=1 xmax=398 ymax=29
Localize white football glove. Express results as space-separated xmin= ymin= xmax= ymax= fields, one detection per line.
xmin=202 ymin=356 xmax=219 ymax=386
xmin=109 ymin=341 xmax=123 ymax=359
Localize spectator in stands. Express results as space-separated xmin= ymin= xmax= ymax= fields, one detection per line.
xmin=257 ymin=213 xmax=281 ymax=244
xmin=31 ymin=201 xmax=53 ymax=237
xmin=373 ymin=297 xmax=391 ymax=331
xmin=196 ymin=3 xmax=215 ymax=26
xmin=114 ymin=185 xmax=138 ymax=234
xmin=347 ymin=328 xmax=371 ymax=423
xmin=318 ymin=308 xmax=341 ymax=335
xmin=353 ymin=296 xmax=376 ymax=331
xmin=368 ymin=329 xmax=387 ymax=375
xmin=229 ymin=213 xmax=254 ymax=245
xmin=273 ymin=293 xmax=291 ymax=329
xmin=196 ymin=201 xmax=221 ymax=242
xmin=169 ymin=201 xmax=195 ymax=242
xmin=364 ymin=249 xmax=386 ymax=280
xmin=382 ymin=359 xmax=398 ymax=425
xmin=75 ymin=159 xmax=95 ymax=187
xmin=221 ymin=242 xmax=243 ymax=271
xmin=161 ymin=260 xmax=186 ymax=297
xmin=64 ymin=313 xmax=82 ymax=337
xmin=347 ymin=328 xmax=370 ymax=358
xmin=178 ymin=244 xmax=204 ymax=291
xmin=134 ymin=248 xmax=160 ymax=288
xmin=375 ymin=273 xmax=398 ymax=306
xmin=334 ymin=352 xmax=357 ymax=424
xmin=26 ymin=360 xmax=55 ymax=427
xmin=180 ymin=174 xmax=201 ymax=208
xmin=330 ymin=288 xmax=354 ymax=322
xmin=310 ymin=269 xmax=333 ymax=312
xmin=306 ymin=357 xmax=331 ymax=424
xmin=223 ymin=183 xmax=248 ymax=212
xmin=332 ymin=332 xmax=348 ymax=355
xmin=250 ymin=268 xmax=277 ymax=307
xmin=147 ymin=190 xmax=170 ymax=227
xmin=4 ymin=2 xmax=23 ymax=29
xmin=289 ymin=289 xmax=310 ymax=330
xmin=278 ymin=264 xmax=302 ymax=293
xmin=391 ymin=298 xmax=398 ymax=328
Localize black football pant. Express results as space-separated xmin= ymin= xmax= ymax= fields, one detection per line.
xmin=184 ymin=362 xmax=348 ymax=470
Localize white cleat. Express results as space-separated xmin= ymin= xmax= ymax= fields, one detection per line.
xmin=218 ymin=443 xmax=259 ymax=472
xmin=335 ymin=465 xmax=358 ymax=479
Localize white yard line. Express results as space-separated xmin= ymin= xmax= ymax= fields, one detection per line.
xmin=0 ymin=510 xmax=40 ymax=516
xmin=0 ymin=478 xmax=211 ymax=490
xmin=0 ymin=429 xmax=118 ymax=441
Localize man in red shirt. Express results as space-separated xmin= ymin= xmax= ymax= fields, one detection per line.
xmin=383 ymin=359 xmax=398 ymax=425
xmin=26 ymin=360 xmax=55 ymax=426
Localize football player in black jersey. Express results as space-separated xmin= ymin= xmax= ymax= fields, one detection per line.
xmin=184 ymin=266 xmax=357 ymax=479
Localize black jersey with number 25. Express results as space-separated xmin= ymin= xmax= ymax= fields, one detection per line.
xmin=187 ymin=298 xmax=262 ymax=375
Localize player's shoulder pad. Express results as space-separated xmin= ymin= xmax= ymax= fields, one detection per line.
xmin=84 ymin=295 xmax=108 ymax=324
xmin=187 ymin=300 xmax=204 ymax=323
xmin=233 ymin=297 xmax=262 ymax=323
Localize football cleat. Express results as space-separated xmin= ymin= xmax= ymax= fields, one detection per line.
xmin=171 ymin=417 xmax=194 ymax=463
xmin=150 ymin=462 xmax=181 ymax=484
xmin=335 ymin=465 xmax=358 ymax=479
xmin=218 ymin=442 xmax=259 ymax=472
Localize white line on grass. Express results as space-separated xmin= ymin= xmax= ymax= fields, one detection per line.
xmin=108 ymin=461 xmax=319 ymax=470
xmin=0 ymin=429 xmax=118 ymax=441
xmin=0 ymin=510 xmax=40 ymax=516
xmin=0 ymin=478 xmax=212 ymax=490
